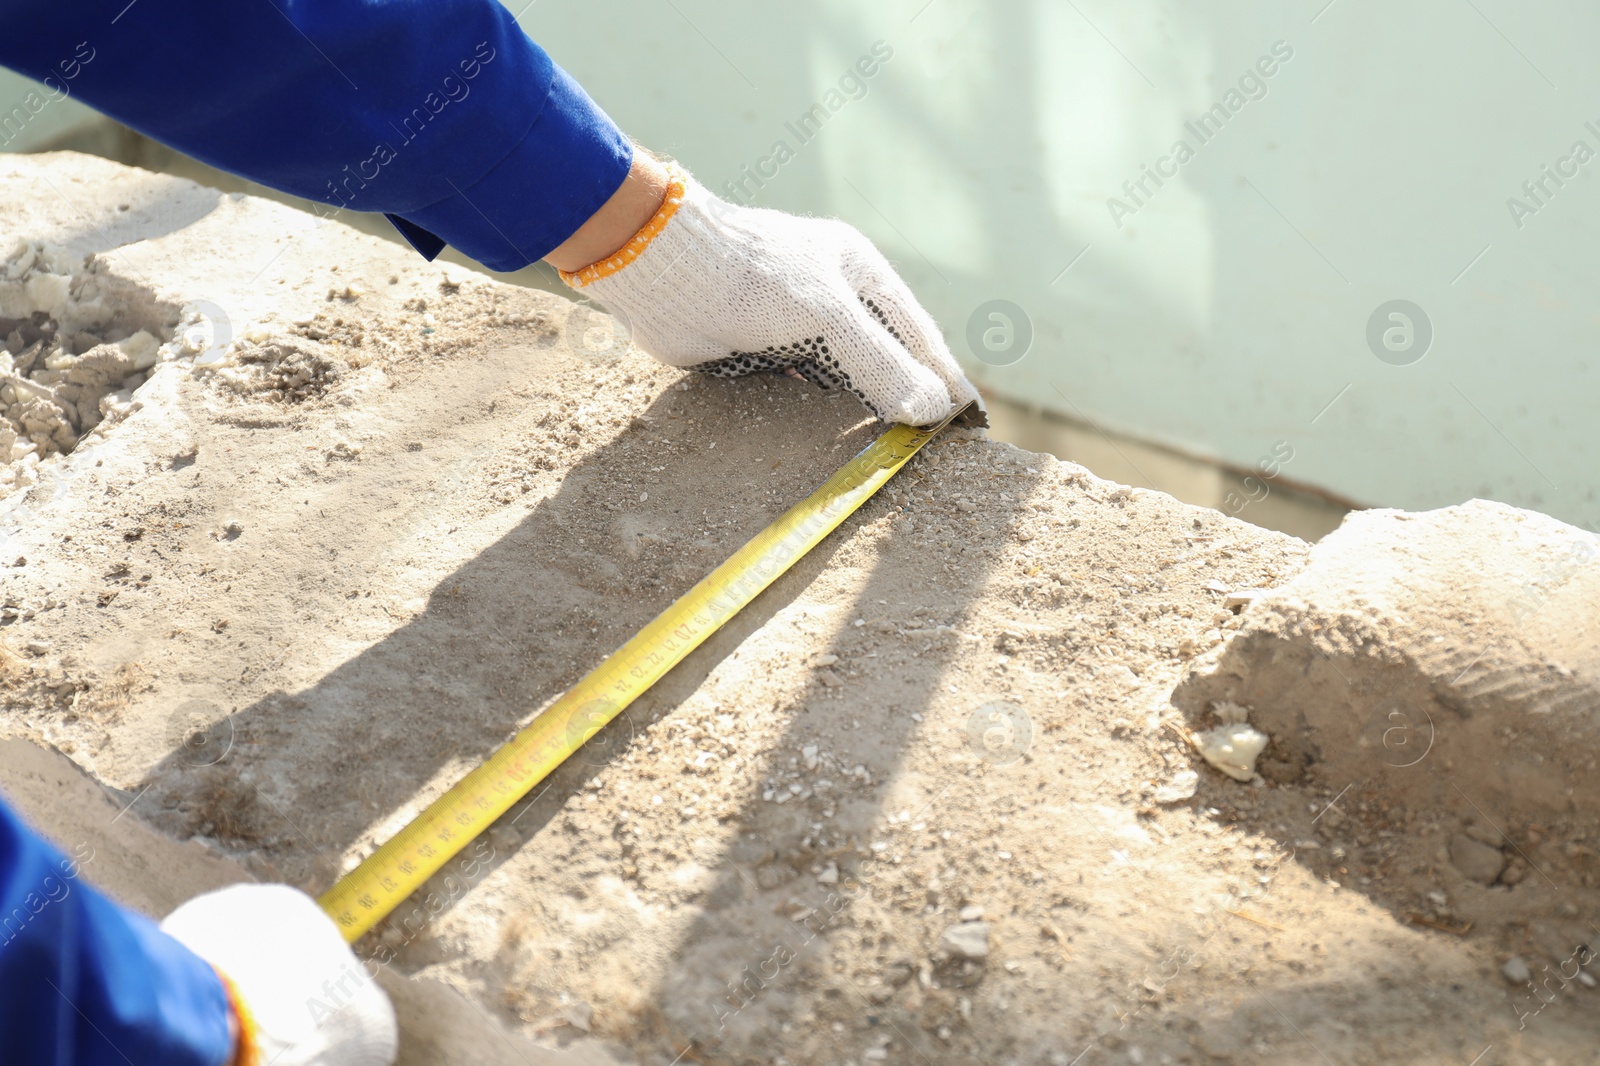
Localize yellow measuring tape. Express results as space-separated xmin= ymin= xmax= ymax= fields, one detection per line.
xmin=318 ymin=402 xmax=976 ymax=941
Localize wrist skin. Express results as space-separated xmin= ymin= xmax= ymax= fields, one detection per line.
xmin=545 ymin=149 xmax=670 ymax=273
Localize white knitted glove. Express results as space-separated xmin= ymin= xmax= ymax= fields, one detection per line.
xmin=560 ymin=162 xmax=982 ymax=426
xmin=161 ymin=884 xmax=398 ymax=1066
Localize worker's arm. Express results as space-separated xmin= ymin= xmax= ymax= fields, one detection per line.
xmin=0 ymin=1 xmax=979 ymax=423
xmin=0 ymin=796 xmax=397 ymax=1065
xmin=0 ymin=797 xmax=233 ymax=1065
xmin=0 ymin=0 xmax=631 ymax=271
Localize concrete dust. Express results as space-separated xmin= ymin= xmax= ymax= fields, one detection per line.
xmin=0 ymin=238 xmax=196 ymax=491
xmin=1 ymin=152 xmax=1597 ymax=1065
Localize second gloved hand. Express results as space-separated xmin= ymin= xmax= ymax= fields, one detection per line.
xmin=161 ymin=884 xmax=398 ymax=1066
xmin=559 ymin=161 xmax=981 ymax=426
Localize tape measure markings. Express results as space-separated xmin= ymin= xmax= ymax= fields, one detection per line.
xmin=318 ymin=404 xmax=971 ymax=941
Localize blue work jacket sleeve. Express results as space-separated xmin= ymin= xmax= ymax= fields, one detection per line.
xmin=0 ymin=797 xmax=234 ymax=1066
xmin=0 ymin=1 xmax=635 ymax=270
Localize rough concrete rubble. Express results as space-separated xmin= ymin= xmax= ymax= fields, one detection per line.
xmin=1 ymin=152 xmax=1597 ymax=1065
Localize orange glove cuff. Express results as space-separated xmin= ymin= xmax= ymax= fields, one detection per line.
xmin=215 ymin=967 xmax=261 ymax=1066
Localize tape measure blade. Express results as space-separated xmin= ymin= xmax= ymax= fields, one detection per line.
xmin=319 ymin=405 xmax=969 ymax=940
xmin=318 ymin=699 xmax=580 ymax=938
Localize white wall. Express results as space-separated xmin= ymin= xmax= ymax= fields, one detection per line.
xmin=521 ymin=0 xmax=1598 ymax=529
xmin=0 ymin=69 xmax=98 ymax=152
